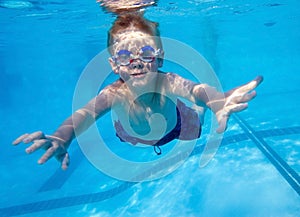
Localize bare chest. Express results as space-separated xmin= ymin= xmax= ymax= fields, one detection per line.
xmin=114 ymin=95 xmax=178 ymax=138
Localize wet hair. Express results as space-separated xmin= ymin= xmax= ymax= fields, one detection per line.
xmin=107 ymin=13 xmax=162 ymax=54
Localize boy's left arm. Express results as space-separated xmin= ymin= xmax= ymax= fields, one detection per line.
xmin=192 ymin=76 xmax=263 ymax=133
xmin=165 ymin=73 xmax=263 ymax=133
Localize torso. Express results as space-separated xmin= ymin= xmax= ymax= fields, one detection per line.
xmin=111 ymin=78 xmax=178 ymax=141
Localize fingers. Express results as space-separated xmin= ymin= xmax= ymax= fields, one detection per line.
xmin=12 ymin=133 xmax=30 ymax=145
xmin=13 ymin=131 xmax=70 ymax=169
xmin=241 ymin=90 xmax=256 ymax=103
xmin=216 ymin=115 xmax=229 ymax=133
xmin=38 ymin=142 xmax=69 ymax=169
xmin=215 ymin=76 xmax=263 ymax=134
xmin=230 ymin=75 xmax=263 ymax=105
xmin=25 ymin=139 xmax=50 ymax=154
xmin=55 ymin=152 xmax=70 ymax=170
xmin=38 ymin=146 xmax=57 ymax=165
xmin=231 ymin=90 xmax=256 ymax=105
xmin=226 ymin=103 xmax=248 ymax=114
xmin=238 ymin=76 xmax=264 ymax=93
xmin=216 ymin=103 xmax=248 ymax=133
xmin=225 ymin=81 xmax=259 ymax=107
xmin=254 ymin=75 xmax=264 ymax=86
xmin=226 ymin=76 xmax=263 ymax=98
xmin=60 ymin=153 xmax=70 ymax=170
xmin=13 ymin=131 xmax=45 ymax=145
xmin=23 ymin=131 xmax=45 ymax=143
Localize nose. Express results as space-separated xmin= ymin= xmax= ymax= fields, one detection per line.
xmin=130 ymin=59 xmax=144 ymax=69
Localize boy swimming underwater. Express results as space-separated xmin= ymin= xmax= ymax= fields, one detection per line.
xmin=12 ymin=5 xmax=263 ymax=170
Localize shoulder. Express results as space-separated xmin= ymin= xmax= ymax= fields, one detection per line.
xmin=98 ymin=79 xmax=130 ymax=103
xmin=158 ymin=71 xmax=186 ymax=82
xmin=157 ymin=71 xmax=177 ymax=84
xmin=99 ymin=79 xmax=124 ymax=95
xmin=158 ymin=71 xmax=194 ymax=88
xmin=158 ymin=71 xmax=197 ymax=98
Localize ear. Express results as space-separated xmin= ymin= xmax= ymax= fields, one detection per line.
xmin=109 ymin=57 xmax=119 ymax=74
xmin=157 ymin=50 xmax=164 ymax=68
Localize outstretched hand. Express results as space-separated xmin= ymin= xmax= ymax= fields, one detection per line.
xmin=12 ymin=131 xmax=70 ymax=170
xmin=214 ymin=76 xmax=263 ymax=133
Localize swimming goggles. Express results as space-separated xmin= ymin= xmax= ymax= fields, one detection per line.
xmin=112 ymin=45 xmax=161 ymax=66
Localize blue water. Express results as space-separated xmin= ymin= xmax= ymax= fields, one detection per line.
xmin=1 ymin=0 xmax=300 ymax=216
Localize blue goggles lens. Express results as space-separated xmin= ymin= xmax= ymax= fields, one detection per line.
xmin=113 ymin=46 xmax=160 ymax=66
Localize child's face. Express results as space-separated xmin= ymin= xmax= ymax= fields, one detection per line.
xmin=109 ymin=31 xmax=163 ymax=88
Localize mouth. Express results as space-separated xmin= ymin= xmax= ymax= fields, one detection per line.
xmin=130 ymin=72 xmax=147 ymax=77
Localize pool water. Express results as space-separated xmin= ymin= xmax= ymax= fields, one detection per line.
xmin=1 ymin=0 xmax=300 ymax=216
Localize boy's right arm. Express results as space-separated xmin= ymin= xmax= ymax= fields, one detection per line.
xmin=12 ymin=85 xmax=117 ymax=170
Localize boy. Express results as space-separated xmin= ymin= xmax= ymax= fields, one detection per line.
xmin=12 ymin=13 xmax=263 ymax=170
